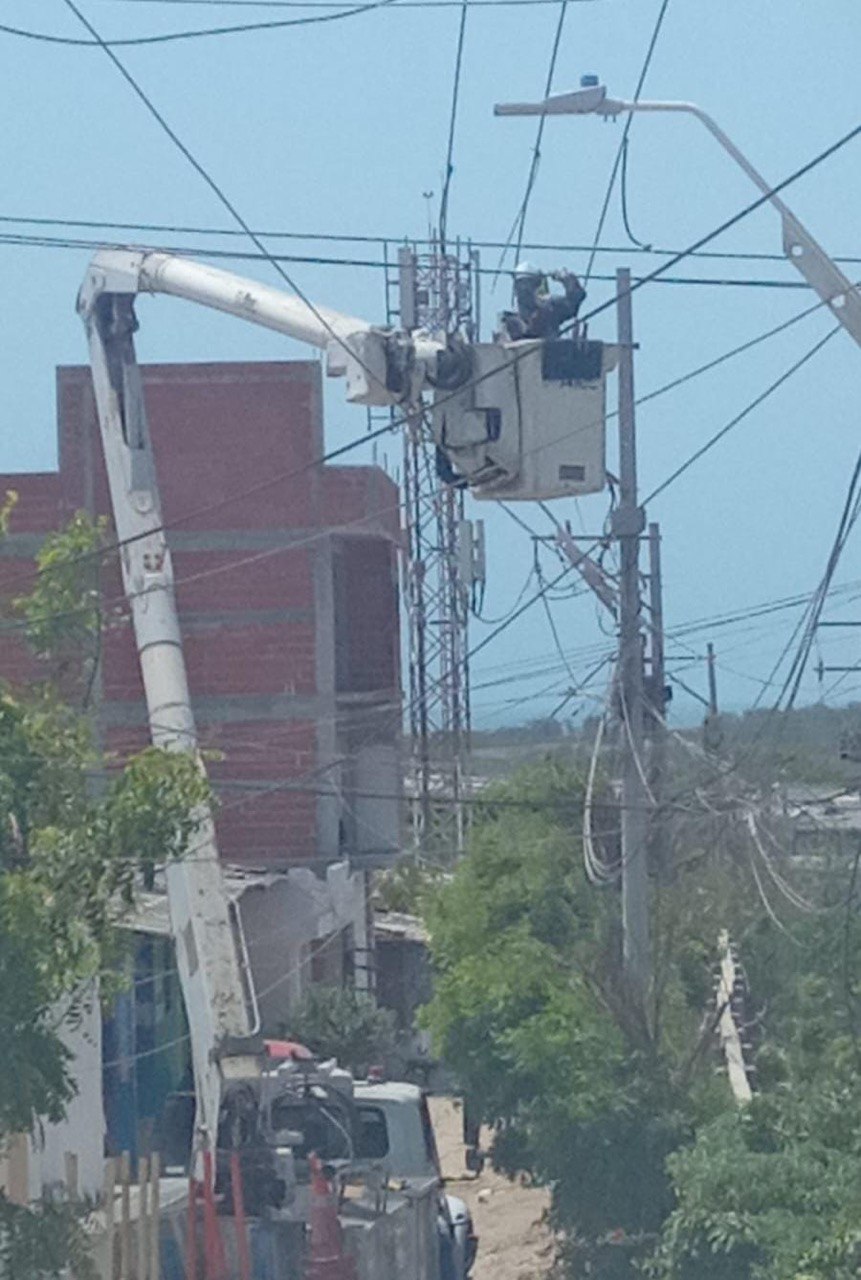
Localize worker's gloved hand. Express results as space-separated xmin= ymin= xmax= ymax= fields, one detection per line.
xmin=551 ymin=269 xmax=584 ymax=291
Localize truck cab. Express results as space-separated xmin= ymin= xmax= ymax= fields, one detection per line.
xmin=353 ymin=1082 xmax=478 ymax=1279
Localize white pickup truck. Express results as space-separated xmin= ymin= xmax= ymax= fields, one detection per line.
xmin=354 ymin=1082 xmax=478 ymax=1280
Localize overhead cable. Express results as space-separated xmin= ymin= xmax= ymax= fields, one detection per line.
xmin=619 ymin=136 xmax=651 ymax=251
xmin=583 ymin=708 xmax=620 ymax=885
xmin=5 ymin=214 xmax=861 ymax=270
xmin=3 ymin=109 xmax=858 ymax=599
xmin=0 ymin=0 xmax=401 ymax=46
xmin=644 ymin=324 xmax=841 ymax=504
xmin=0 ymin=280 xmax=839 ymax=603
xmin=0 ymin=231 xmax=820 ymax=289
xmin=583 ymin=0 xmax=671 ymax=283
xmin=493 ymin=0 xmax=570 ymax=281
xmin=60 ymin=1 xmax=394 ymax=408
xmin=779 ymin=443 xmax=861 ymax=711
xmin=104 ymin=0 xmax=599 ymax=6
xmin=438 ymin=0 xmax=469 ymax=252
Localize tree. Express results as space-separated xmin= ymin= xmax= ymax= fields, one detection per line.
xmin=648 ymin=1081 xmax=861 ymax=1280
xmin=285 ymin=985 xmax=396 ymax=1075
xmin=419 ymin=745 xmax=846 ymax=1277
xmin=0 ymin=512 xmax=211 ymax=1276
xmin=373 ymin=859 xmax=443 ymax=914
xmin=649 ymin=853 xmax=861 ymax=1280
xmin=422 ymin=762 xmax=742 ymax=1259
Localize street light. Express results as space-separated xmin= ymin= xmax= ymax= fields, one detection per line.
xmin=494 ymin=81 xmax=861 ymax=350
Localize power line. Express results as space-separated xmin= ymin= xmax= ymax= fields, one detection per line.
xmin=3 ymin=110 xmax=858 ymax=603
xmin=644 ymin=323 xmax=841 ymax=504
xmin=61 ymin=1 xmax=394 ymax=411
xmin=779 ymin=445 xmax=861 ymax=711
xmin=467 ymin=562 xmax=575 ymax=660
xmin=583 ymin=0 xmax=671 ymax=284
xmin=619 ymin=134 xmax=651 ymax=252
xmin=0 ymin=231 xmax=821 ymax=289
xmin=438 ymin=0 xmax=469 ymax=252
xmin=6 ymin=212 xmax=861 ymax=269
xmin=102 ymin=0 xmax=598 ymax=6
xmin=494 ymin=0 xmax=570 ymax=280
xmin=0 ymin=277 xmax=838 ymax=608
xmin=0 ymin=0 xmax=404 ymax=47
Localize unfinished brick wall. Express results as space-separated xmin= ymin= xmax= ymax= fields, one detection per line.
xmin=0 ymin=360 xmax=401 ymax=869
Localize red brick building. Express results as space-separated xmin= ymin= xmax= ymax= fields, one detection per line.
xmin=0 ymin=360 xmax=402 ymax=871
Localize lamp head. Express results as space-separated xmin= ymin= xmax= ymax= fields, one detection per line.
xmin=494 ymin=83 xmax=610 ymax=117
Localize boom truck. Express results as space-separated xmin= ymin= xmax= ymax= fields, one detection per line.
xmin=76 ymin=248 xmax=616 ymax=1276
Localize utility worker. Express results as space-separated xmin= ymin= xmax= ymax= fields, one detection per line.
xmin=502 ymin=262 xmax=586 ymax=341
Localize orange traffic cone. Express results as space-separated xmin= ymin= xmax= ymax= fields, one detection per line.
xmin=305 ymin=1154 xmax=357 ymax=1280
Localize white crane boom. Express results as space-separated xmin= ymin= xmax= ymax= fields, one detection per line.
xmin=80 ymin=248 xmax=444 ymax=409
xmin=136 ymin=250 xmax=372 ymax=350
xmin=77 ymin=255 xmax=270 ymax=1161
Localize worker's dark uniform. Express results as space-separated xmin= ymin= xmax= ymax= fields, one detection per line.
xmin=502 ymin=271 xmax=586 ymax=341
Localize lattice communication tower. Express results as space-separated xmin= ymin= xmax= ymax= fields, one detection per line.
xmin=372 ymin=236 xmax=484 ymax=859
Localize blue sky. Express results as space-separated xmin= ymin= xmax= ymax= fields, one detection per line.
xmin=2 ymin=0 xmax=861 ymax=726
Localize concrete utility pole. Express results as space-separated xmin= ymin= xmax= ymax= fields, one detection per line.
xmin=704 ymin=642 xmax=723 ymax=752
xmin=707 ymin=642 xmax=718 ymax=718
xmin=614 ymin=268 xmax=652 ymax=1002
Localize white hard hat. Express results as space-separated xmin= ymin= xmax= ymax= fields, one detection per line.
xmin=514 ymin=261 xmax=542 ymax=277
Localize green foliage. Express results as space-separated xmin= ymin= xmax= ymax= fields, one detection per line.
xmin=0 ymin=490 xmax=18 ymax=536
xmin=13 ymin=512 xmax=106 ymax=700
xmin=0 ymin=507 xmax=215 ymax=1151
xmin=0 ymin=515 xmax=214 ymax=1275
xmin=649 ymin=850 xmax=861 ymax=1280
xmin=649 ymin=1080 xmax=861 ymax=1280
xmin=0 ymin=1193 xmax=97 ymax=1280
xmin=285 ymin=985 xmax=396 ymax=1074
xmin=0 ymin=686 xmax=212 ymax=1137
xmin=373 ymin=859 xmax=443 ymax=914
xmin=104 ymin=748 xmax=212 ymax=894
xmin=421 ymin=761 xmax=732 ymax=1252
xmin=0 ymin=896 xmax=77 ymax=1134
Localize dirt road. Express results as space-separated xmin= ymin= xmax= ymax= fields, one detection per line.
xmin=429 ymin=1097 xmax=555 ymax=1280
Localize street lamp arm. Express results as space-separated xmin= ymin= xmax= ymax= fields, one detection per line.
xmin=598 ymin=96 xmax=861 ymax=348
xmin=599 ymin=98 xmax=787 ymax=208
xmin=495 ymin=82 xmax=861 ymax=349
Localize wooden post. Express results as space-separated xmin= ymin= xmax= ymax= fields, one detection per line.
xmin=120 ymin=1152 xmax=132 ymax=1280
xmin=149 ymin=1154 xmax=161 ymax=1280
xmin=139 ymin=1157 xmax=150 ymax=1280
xmin=103 ymin=1158 xmax=118 ymax=1280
